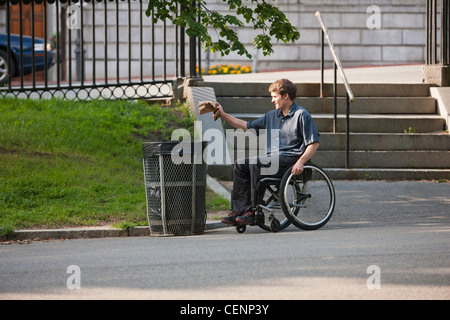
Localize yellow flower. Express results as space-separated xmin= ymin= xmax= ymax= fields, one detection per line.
xmin=206 ymin=63 xmax=252 ymax=75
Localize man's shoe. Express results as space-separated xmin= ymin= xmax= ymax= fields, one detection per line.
xmin=235 ymin=210 xmax=255 ymax=225
xmin=221 ymin=211 xmax=241 ymax=225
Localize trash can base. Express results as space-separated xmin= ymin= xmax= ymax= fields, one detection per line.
xmin=143 ymin=141 xmax=207 ymax=237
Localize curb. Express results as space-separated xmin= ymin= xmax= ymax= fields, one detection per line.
xmin=0 ymin=221 xmax=230 ymax=242
xmin=0 ymin=175 xmax=232 ymax=242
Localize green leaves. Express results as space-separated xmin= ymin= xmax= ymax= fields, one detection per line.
xmin=146 ymin=0 xmax=300 ymax=59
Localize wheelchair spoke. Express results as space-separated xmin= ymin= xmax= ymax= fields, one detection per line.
xmin=288 ymin=203 xmax=307 ymax=208
xmin=281 ymin=164 xmax=335 ymax=230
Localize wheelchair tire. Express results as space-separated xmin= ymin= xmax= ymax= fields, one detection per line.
xmin=269 ymin=216 xmax=280 ymax=233
xmin=280 ymin=163 xmax=335 ymax=230
xmin=236 ymin=224 xmax=246 ymax=233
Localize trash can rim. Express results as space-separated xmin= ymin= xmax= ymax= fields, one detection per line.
xmin=142 ymin=141 xmax=207 ymax=157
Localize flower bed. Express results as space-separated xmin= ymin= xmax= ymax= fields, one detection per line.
xmin=198 ymin=64 xmax=252 ymax=75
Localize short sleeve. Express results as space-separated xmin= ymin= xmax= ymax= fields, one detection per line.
xmin=301 ymin=112 xmax=319 ymax=146
xmin=247 ymin=114 xmax=266 ymax=131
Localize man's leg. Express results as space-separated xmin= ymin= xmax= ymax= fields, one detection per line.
xmin=222 ymin=155 xmax=300 ymax=225
xmin=236 ymin=155 xmax=299 ymax=225
xmin=221 ymin=158 xmax=253 ymax=225
xmin=232 ymin=157 xmax=269 ymax=225
xmin=231 ymin=158 xmax=253 ymax=212
xmin=233 ymin=155 xmax=277 ymax=211
xmin=222 ymin=156 xmax=272 ymax=225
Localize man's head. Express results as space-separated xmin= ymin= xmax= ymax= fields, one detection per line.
xmin=269 ymin=79 xmax=297 ymax=113
xmin=268 ymin=79 xmax=297 ymax=101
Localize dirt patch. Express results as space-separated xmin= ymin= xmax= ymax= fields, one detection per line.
xmin=207 ymin=210 xmax=227 ymax=221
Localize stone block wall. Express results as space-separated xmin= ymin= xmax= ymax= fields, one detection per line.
xmin=204 ymin=0 xmax=428 ymax=71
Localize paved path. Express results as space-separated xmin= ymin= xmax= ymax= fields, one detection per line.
xmin=1 ymin=181 xmax=449 ymax=300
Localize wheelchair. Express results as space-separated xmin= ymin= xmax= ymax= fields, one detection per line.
xmin=235 ymin=163 xmax=336 ymax=233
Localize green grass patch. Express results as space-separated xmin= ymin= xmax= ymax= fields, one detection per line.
xmin=206 ymin=186 xmax=229 ymax=212
xmin=0 ymin=97 xmax=199 ymax=229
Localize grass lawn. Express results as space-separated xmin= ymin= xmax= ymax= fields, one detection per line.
xmin=0 ymin=97 xmax=229 ymax=232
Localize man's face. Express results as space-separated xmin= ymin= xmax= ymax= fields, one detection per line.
xmin=271 ymin=91 xmax=290 ymax=111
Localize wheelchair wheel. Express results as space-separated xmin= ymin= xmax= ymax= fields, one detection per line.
xmin=280 ymin=163 xmax=335 ymax=230
xmin=257 ymin=186 xmax=292 ymax=232
xmin=236 ymin=224 xmax=246 ymax=233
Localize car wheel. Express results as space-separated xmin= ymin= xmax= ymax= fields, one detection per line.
xmin=0 ymin=49 xmax=15 ymax=85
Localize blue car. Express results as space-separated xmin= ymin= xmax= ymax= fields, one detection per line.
xmin=0 ymin=33 xmax=55 ymax=84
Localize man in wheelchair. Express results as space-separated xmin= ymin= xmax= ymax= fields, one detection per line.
xmin=215 ymin=79 xmax=320 ymax=226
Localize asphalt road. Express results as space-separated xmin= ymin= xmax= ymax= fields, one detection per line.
xmin=0 ymin=181 xmax=449 ymax=300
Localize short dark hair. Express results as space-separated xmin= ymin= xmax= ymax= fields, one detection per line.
xmin=268 ymin=79 xmax=297 ymax=100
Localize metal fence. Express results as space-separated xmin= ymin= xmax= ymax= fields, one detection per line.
xmin=0 ymin=0 xmax=200 ymax=100
xmin=426 ymin=0 xmax=449 ymax=66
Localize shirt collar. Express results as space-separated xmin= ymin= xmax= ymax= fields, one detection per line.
xmin=277 ymin=102 xmax=297 ymax=118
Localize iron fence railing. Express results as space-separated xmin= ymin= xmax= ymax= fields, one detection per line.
xmin=0 ymin=0 xmax=201 ymax=100
xmin=426 ymin=0 xmax=449 ymax=66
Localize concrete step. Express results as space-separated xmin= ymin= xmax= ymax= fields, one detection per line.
xmin=226 ymin=132 xmax=450 ymax=151
xmin=319 ymin=133 xmax=450 ymax=151
xmin=192 ymin=81 xmax=449 ymax=180
xmin=314 ymin=114 xmax=445 ymax=133
xmin=200 ymin=82 xmax=433 ymax=97
xmin=228 ymin=113 xmax=446 ymax=133
xmin=312 ymin=150 xmax=450 ymax=169
xmin=217 ymin=96 xmax=436 ymax=114
xmin=324 ymin=168 xmax=450 ymax=180
xmin=226 ymin=148 xmax=450 ymax=169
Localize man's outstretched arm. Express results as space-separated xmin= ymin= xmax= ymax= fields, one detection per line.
xmin=215 ymin=103 xmax=248 ymax=131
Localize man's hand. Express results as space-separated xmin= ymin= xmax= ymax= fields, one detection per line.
xmin=214 ymin=103 xmax=248 ymax=131
xmin=291 ymin=161 xmax=305 ymax=175
xmin=215 ymin=102 xmax=224 ymax=118
xmin=291 ymin=142 xmax=320 ymax=175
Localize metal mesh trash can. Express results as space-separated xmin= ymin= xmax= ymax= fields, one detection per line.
xmin=142 ymin=141 xmax=207 ymax=236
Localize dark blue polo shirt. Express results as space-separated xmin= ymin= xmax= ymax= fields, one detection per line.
xmin=247 ymin=102 xmax=319 ymax=157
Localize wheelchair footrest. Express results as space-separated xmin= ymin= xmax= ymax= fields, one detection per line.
xmin=258 ymin=204 xmax=273 ymax=213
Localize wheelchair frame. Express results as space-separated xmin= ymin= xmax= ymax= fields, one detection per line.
xmin=235 ymin=163 xmax=336 ymax=233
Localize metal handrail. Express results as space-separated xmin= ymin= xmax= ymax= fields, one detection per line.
xmin=316 ymin=11 xmax=355 ymax=102
xmin=315 ymin=11 xmax=354 ymax=169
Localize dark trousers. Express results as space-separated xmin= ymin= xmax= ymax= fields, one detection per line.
xmin=231 ymin=155 xmax=300 ymax=213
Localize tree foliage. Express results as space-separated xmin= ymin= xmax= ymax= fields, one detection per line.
xmin=146 ymin=0 xmax=300 ymax=59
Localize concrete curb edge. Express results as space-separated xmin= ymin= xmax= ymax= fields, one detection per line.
xmin=1 ymin=221 xmax=231 ymax=242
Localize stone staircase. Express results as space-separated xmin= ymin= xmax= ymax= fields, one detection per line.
xmin=196 ymin=81 xmax=450 ymax=180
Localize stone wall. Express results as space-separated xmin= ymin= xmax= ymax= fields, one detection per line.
xmin=204 ymin=0 xmax=428 ymax=71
